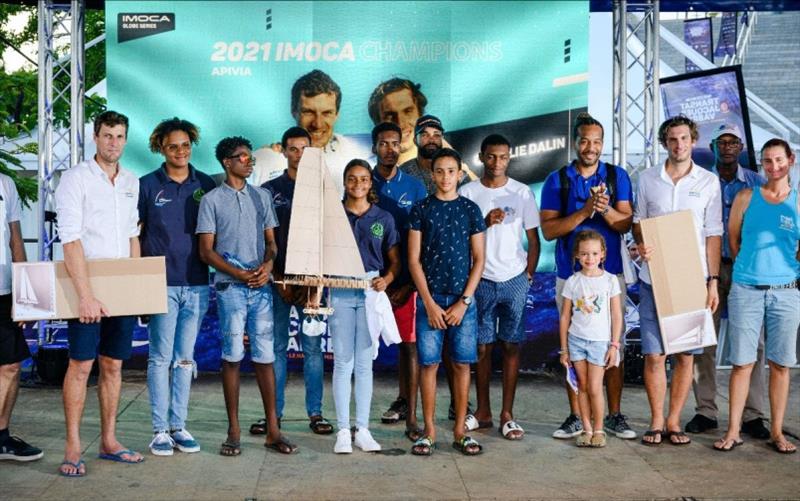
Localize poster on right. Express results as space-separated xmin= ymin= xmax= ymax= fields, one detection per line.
xmin=660 ymin=65 xmax=756 ymax=171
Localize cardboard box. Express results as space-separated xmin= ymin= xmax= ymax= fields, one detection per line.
xmin=640 ymin=210 xmax=716 ymax=355
xmin=12 ymin=257 xmax=167 ymax=321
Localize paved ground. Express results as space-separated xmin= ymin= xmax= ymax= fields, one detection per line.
xmin=1 ymin=369 xmax=798 ymax=500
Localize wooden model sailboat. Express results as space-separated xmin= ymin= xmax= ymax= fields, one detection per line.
xmin=277 ymin=147 xmax=369 ymax=315
xmin=17 ymin=267 xmax=39 ymax=305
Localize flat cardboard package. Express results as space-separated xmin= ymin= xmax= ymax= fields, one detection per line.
xmin=640 ymin=210 xmax=716 ymax=355
xmin=12 ymin=257 xmax=167 ymax=321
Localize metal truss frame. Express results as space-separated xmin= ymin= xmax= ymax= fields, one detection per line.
xmin=36 ymin=0 xmax=84 ymax=346
xmin=612 ymin=0 xmax=660 ymax=180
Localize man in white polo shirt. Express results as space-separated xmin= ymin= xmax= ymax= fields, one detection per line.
xmin=632 ymin=115 xmax=723 ymax=447
xmin=55 ymin=111 xmax=143 ymax=477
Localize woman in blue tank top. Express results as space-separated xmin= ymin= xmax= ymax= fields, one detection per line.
xmin=714 ymin=139 xmax=800 ymax=454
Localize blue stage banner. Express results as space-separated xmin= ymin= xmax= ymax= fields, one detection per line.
xmin=683 ymin=18 xmax=713 ymax=73
xmin=99 ymin=1 xmax=590 ymax=373
xmin=714 ymin=12 xmax=737 ymax=59
xmin=660 ymin=66 xmax=755 ymax=170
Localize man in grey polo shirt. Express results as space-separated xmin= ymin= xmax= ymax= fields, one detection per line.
xmin=197 ymin=136 xmax=296 ymax=456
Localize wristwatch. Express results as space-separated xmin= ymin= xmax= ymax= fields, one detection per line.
xmin=706 ymin=275 xmax=720 ymax=284
xmin=461 ymin=295 xmax=473 ymax=306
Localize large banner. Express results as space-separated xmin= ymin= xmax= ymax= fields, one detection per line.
xmin=103 ymin=1 xmax=590 ymax=372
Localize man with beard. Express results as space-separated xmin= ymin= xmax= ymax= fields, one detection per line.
xmin=539 ymin=112 xmax=636 ymax=441
xmin=55 ymin=111 xmax=144 ymax=476
xmin=370 ymin=122 xmax=427 ymax=439
xmin=633 ymin=115 xmax=722 ymax=446
xmin=400 ymin=115 xmax=470 ymax=195
xmin=252 ymin=69 xmax=372 ymax=190
xmin=368 ymin=78 xmax=428 ymax=166
xmin=684 ymin=124 xmax=768 ymax=438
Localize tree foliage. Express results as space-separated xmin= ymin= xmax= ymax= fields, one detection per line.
xmin=1 ymin=5 xmax=107 ymax=207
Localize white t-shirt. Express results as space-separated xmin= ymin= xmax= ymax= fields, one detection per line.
xmin=0 ymin=173 xmax=22 ymax=295
xmin=459 ymin=178 xmax=540 ymax=282
xmin=561 ymin=270 xmax=621 ymax=342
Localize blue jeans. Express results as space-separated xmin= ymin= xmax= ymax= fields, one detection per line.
xmin=329 ymin=288 xmax=373 ymax=430
xmin=216 ymin=282 xmax=275 ymax=364
xmin=147 ymin=285 xmax=209 ymax=432
xmin=415 ymin=293 xmax=478 ymax=366
xmin=272 ymin=284 xmax=324 ymax=418
xmin=728 ymin=282 xmax=800 ymax=367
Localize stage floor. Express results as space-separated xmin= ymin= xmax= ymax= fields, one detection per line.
xmin=2 ymin=370 xmax=798 ymax=500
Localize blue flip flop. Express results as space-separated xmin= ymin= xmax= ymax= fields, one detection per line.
xmin=98 ymin=449 xmax=144 ymax=464
xmin=59 ymin=459 xmax=86 ymax=477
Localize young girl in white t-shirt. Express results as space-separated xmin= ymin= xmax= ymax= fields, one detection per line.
xmin=559 ymin=230 xmax=623 ymax=448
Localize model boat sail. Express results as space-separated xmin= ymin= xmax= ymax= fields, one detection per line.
xmin=17 ymin=267 xmax=39 ymax=305
xmin=279 ymin=147 xmax=369 ymax=315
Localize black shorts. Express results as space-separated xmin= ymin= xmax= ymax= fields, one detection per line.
xmin=0 ymin=294 xmax=30 ymax=365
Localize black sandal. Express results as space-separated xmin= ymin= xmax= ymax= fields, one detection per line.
xmin=249 ymin=417 xmax=280 ymax=435
xmin=309 ymin=416 xmax=334 ymax=435
xmin=641 ymin=429 xmax=664 ymax=446
xmin=219 ymin=440 xmax=241 ymax=456
xmin=265 ymin=436 xmax=298 ymax=455
xmin=452 ymin=436 xmax=483 ymax=456
xmin=249 ymin=418 xmax=267 ymax=435
xmin=404 ymin=427 xmax=424 ymax=442
xmin=665 ymin=430 xmax=691 ymax=446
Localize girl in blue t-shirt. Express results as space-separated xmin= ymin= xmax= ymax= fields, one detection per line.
xmin=330 ymin=159 xmax=400 ymax=454
xmin=558 ymin=230 xmax=623 ymax=448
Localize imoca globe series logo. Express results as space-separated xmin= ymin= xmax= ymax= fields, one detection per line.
xmin=118 ymin=13 xmax=175 ymax=43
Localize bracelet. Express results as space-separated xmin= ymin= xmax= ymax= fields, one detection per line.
xmin=609 ymin=341 xmax=620 ymax=349
xmin=558 ymin=349 xmax=568 ymax=355
xmin=706 ymin=275 xmax=720 ymax=284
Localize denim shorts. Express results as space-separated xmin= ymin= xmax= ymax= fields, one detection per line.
xmin=215 ymin=282 xmax=275 ymax=364
xmin=415 ymin=293 xmax=478 ymax=366
xmin=727 ymin=282 xmax=799 ymax=367
xmin=568 ymin=335 xmax=610 ymax=367
xmin=67 ymin=316 xmax=136 ymax=361
xmin=475 ymin=272 xmax=528 ymax=344
xmin=638 ymin=281 xmax=702 ymax=356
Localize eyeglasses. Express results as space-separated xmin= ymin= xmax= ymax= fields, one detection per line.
xmin=226 ymin=152 xmax=255 ymax=164
xmin=714 ymin=139 xmax=741 ymax=148
xmin=164 ymin=142 xmax=191 ymax=153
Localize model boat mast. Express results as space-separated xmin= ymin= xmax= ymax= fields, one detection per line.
xmin=277 ymin=147 xmax=369 ymax=315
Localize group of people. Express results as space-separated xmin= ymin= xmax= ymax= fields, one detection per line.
xmin=0 ymin=78 xmax=796 ymax=477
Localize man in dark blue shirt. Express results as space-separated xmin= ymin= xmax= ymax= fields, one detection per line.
xmin=371 ymin=122 xmax=427 ymax=438
xmin=249 ymin=127 xmax=334 ymax=437
xmin=139 ymin=117 xmax=216 ymax=456
xmin=539 ymin=113 xmax=635 ymax=441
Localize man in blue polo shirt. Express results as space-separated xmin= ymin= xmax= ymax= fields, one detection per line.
xmin=370 ymin=122 xmax=427 ymax=439
xmin=139 ymin=118 xmax=217 ymax=456
xmin=248 ymin=126 xmax=334 ymax=437
xmin=540 ymin=112 xmax=636 ymax=441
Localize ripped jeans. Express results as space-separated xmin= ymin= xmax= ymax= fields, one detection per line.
xmin=147 ymin=285 xmax=209 ymax=432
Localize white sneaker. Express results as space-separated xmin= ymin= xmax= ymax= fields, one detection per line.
xmin=170 ymin=429 xmax=201 ymax=453
xmin=353 ymin=428 xmax=381 ymax=452
xmin=149 ymin=431 xmax=175 ymax=456
xmin=334 ymin=429 xmax=352 ymax=454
